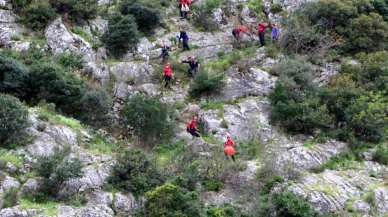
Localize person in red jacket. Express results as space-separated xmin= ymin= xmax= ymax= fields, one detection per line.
xmin=186 ymin=115 xmax=200 ymax=137
xmin=232 ymin=25 xmax=250 ymax=42
xmin=179 ymin=0 xmax=190 ymax=19
xmin=163 ymin=64 xmax=173 ymax=88
xmin=257 ymin=22 xmax=268 ymax=47
xmin=224 ymin=135 xmax=236 ymax=161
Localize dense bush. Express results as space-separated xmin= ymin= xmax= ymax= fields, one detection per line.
xmin=373 ymin=144 xmax=388 ymax=165
xmin=0 ymin=94 xmax=29 ymax=146
xmin=271 ymin=191 xmax=321 ymax=217
xmin=1 ymin=188 xmax=19 ymax=209
xmin=49 ymin=0 xmax=98 ymax=23
xmin=0 ymin=54 xmax=29 ymax=99
xmin=10 ymin=0 xmax=32 ymax=12
xmin=27 ymin=63 xmax=86 ymax=115
xmin=108 ymin=149 xmax=164 ymax=196
xmin=77 ymin=88 xmax=112 ymax=128
xmin=121 ymin=94 xmax=174 ymax=144
xmin=143 ymin=183 xmax=203 ymax=217
xmin=284 ymin=0 xmax=388 ymax=54
xmin=33 ymin=152 xmax=83 ymax=201
xmin=102 ymin=14 xmax=140 ymax=57
xmin=20 ymin=1 xmax=56 ymax=30
xmin=121 ymin=3 xmax=161 ymax=33
xmin=54 ymin=52 xmax=84 ymax=71
xmin=189 ymin=71 xmax=225 ymax=98
xmin=269 ymin=58 xmax=333 ymax=134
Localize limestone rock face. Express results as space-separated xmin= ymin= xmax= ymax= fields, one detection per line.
xmin=0 ymin=207 xmax=39 ymax=217
xmin=0 ymin=175 xmax=20 ymax=193
xmin=45 ymin=18 xmax=109 ymax=82
xmin=288 ymin=168 xmax=388 ymax=215
xmin=113 ymin=192 xmax=139 ymax=215
xmin=0 ymin=9 xmax=28 ymax=50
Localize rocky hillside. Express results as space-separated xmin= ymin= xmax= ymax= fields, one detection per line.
xmin=0 ymin=0 xmax=387 ymax=217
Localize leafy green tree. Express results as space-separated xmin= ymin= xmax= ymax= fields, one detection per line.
xmin=346 ymin=13 xmax=388 ymax=52
xmin=144 ymin=183 xmax=203 ymax=217
xmin=21 ymin=1 xmax=56 ymax=30
xmin=108 ymin=149 xmax=164 ymax=196
xmin=27 ymin=63 xmax=86 ymax=115
xmin=0 ymin=54 xmax=29 ymax=99
xmin=345 ymin=93 xmax=387 ymax=142
xmin=122 ymin=3 xmax=161 ymax=33
xmin=102 ymin=14 xmax=140 ymax=58
xmin=0 ymin=94 xmax=29 ymax=146
xmin=77 ymin=88 xmax=113 ymax=128
xmin=121 ymin=94 xmax=174 ymax=144
xmin=49 ymin=0 xmax=98 ymax=23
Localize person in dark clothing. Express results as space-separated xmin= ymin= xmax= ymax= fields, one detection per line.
xmin=160 ymin=43 xmax=170 ymax=63
xmin=179 ymin=31 xmax=190 ymax=50
xmin=182 ymin=56 xmax=200 ymax=77
xmin=257 ymin=22 xmax=268 ymax=46
xmin=186 ymin=115 xmax=200 ymax=137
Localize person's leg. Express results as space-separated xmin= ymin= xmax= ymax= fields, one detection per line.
xmin=231 ymin=155 xmax=236 ymax=162
xmin=259 ymin=32 xmax=265 ymax=46
xmin=188 ymin=68 xmax=193 ymax=77
xmin=183 ymin=40 xmax=190 ymax=50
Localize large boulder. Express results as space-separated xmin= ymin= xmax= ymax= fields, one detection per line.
xmin=0 ymin=175 xmax=20 ymax=193
xmin=109 ymin=62 xmax=155 ymax=85
xmin=0 ymin=9 xmax=27 ymax=50
xmin=113 ymin=192 xmax=139 ymax=215
xmin=45 ymin=18 xmax=109 ymax=82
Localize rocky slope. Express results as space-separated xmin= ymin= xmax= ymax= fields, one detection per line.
xmin=0 ymin=0 xmax=387 ymax=216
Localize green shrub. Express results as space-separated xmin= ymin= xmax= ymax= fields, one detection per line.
xmin=77 ymin=88 xmax=112 ymax=128
xmin=121 ymin=3 xmax=161 ymax=33
xmin=54 ymin=52 xmax=84 ymax=71
xmin=269 ymin=58 xmax=333 ymax=134
xmin=143 ymin=183 xmax=203 ymax=217
xmin=270 ymin=3 xmax=283 ymax=14
xmin=10 ymin=0 xmax=32 ymax=13
xmin=207 ymin=205 xmax=240 ymax=217
xmin=202 ymin=179 xmax=224 ymax=192
xmin=27 ymin=63 xmax=86 ymax=115
xmin=0 ymin=54 xmax=29 ymax=99
xmin=102 ymin=14 xmax=140 ymax=57
xmin=345 ymin=13 xmax=388 ymax=52
xmin=345 ymin=93 xmax=387 ymax=143
xmin=1 ymin=188 xmax=19 ymax=209
xmin=0 ymin=94 xmax=29 ymax=146
xmin=271 ymin=191 xmax=320 ymax=217
xmin=33 ymin=152 xmax=83 ymax=201
xmin=49 ymin=0 xmax=98 ymax=24
xmin=189 ymin=71 xmax=225 ymax=98
xmin=373 ymin=144 xmax=388 ymax=165
xmin=107 ymin=149 xmax=164 ymax=196
xmin=121 ymin=94 xmax=174 ymax=144
xmin=20 ymin=1 xmax=56 ymax=31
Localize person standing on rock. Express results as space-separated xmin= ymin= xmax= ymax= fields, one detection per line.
xmin=163 ymin=63 xmax=173 ymax=89
xmin=187 ymin=115 xmax=201 ymax=137
xmin=224 ymin=135 xmax=236 ymax=162
xmin=160 ymin=42 xmax=171 ymax=63
xmin=180 ymin=30 xmax=190 ymax=51
xmin=271 ymin=23 xmax=280 ymax=41
xmin=179 ymin=0 xmax=190 ymax=19
xmin=257 ymin=22 xmax=268 ymax=47
xmin=232 ymin=25 xmax=250 ymax=43
xmin=182 ymin=56 xmax=200 ymax=77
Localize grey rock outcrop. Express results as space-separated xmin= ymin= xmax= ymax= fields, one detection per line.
xmin=0 ymin=9 xmax=27 ymax=50
xmin=113 ymin=192 xmax=139 ymax=215
xmin=45 ymin=18 xmax=109 ymax=82
xmin=0 ymin=207 xmax=39 ymax=217
xmin=0 ymin=176 xmax=20 ymax=193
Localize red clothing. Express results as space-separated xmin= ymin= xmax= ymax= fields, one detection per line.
xmin=187 ymin=119 xmax=197 ymax=130
xmin=224 ymin=138 xmax=236 ymax=156
xmin=180 ymin=0 xmax=190 ymax=5
xmin=258 ymin=23 xmax=267 ymax=33
xmin=163 ymin=65 xmax=173 ymax=78
xmin=224 ymin=138 xmax=235 ymax=148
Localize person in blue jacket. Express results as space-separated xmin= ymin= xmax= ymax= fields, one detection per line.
xmin=179 ymin=30 xmax=190 ymax=51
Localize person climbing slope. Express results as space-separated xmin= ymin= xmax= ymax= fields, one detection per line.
xmin=271 ymin=23 xmax=280 ymax=41
xmin=163 ymin=63 xmax=173 ymax=89
xmin=182 ymin=56 xmax=200 ymax=77
xmin=224 ymin=135 xmax=236 ymax=162
xmin=232 ymin=25 xmax=250 ymax=42
xmin=160 ymin=42 xmax=171 ymax=63
xmin=186 ymin=115 xmax=200 ymax=137
xmin=179 ymin=30 xmax=190 ymax=51
xmin=257 ymin=22 xmax=268 ymax=46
